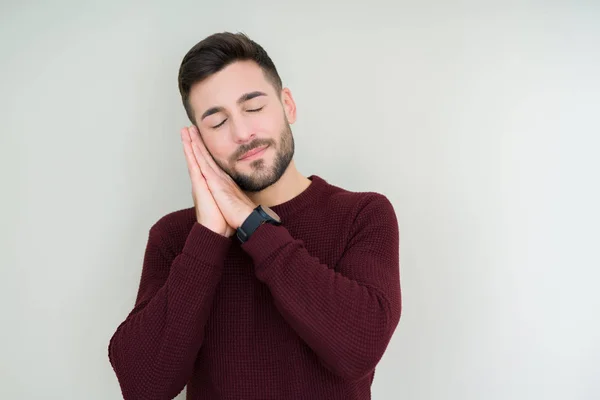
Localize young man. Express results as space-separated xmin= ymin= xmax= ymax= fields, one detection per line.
xmin=108 ymin=32 xmax=401 ymax=400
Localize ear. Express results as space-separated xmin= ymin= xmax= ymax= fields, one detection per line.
xmin=280 ymin=87 xmax=297 ymax=124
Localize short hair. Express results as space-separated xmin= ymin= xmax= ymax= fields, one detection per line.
xmin=177 ymin=32 xmax=283 ymax=124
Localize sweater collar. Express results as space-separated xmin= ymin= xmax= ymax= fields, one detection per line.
xmin=269 ymin=175 xmax=327 ymax=218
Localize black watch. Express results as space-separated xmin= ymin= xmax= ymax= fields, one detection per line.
xmin=236 ymin=205 xmax=282 ymax=243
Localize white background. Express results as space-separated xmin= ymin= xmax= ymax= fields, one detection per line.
xmin=1 ymin=1 xmax=599 ymax=399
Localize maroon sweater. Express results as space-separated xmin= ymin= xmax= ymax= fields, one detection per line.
xmin=108 ymin=175 xmax=401 ymax=400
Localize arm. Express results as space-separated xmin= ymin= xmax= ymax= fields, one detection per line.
xmin=241 ymin=195 xmax=401 ymax=381
xmin=108 ymin=222 xmax=231 ymax=400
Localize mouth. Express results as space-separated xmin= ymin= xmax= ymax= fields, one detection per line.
xmin=238 ymin=145 xmax=269 ymax=161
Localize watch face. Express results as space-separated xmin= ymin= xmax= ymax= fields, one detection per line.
xmin=261 ymin=205 xmax=281 ymax=223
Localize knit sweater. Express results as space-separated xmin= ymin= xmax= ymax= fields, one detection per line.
xmin=108 ymin=175 xmax=401 ymax=400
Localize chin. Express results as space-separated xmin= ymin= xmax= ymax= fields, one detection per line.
xmin=230 ymin=138 xmax=293 ymax=192
xmin=232 ymin=162 xmax=282 ymax=192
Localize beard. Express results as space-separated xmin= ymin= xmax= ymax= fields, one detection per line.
xmin=213 ymin=118 xmax=295 ymax=192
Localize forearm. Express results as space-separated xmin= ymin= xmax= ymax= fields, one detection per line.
xmin=244 ymin=224 xmax=401 ymax=381
xmin=109 ymin=223 xmax=229 ymax=400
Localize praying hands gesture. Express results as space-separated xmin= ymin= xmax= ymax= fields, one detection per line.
xmin=180 ymin=125 xmax=256 ymax=237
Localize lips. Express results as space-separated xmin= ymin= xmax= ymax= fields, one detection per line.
xmin=239 ymin=145 xmax=268 ymax=160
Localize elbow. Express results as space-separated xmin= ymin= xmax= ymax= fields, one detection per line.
xmin=108 ymin=335 xmax=187 ymax=400
xmin=331 ymin=303 xmax=402 ymax=381
xmin=333 ymin=359 xmax=380 ymax=382
xmin=108 ymin=336 xmax=148 ymax=400
xmin=330 ymin=336 xmax=392 ymax=382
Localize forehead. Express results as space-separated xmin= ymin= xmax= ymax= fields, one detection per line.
xmin=189 ymin=60 xmax=274 ymax=117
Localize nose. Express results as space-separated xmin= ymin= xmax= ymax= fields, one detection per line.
xmin=230 ymin=115 xmax=256 ymax=144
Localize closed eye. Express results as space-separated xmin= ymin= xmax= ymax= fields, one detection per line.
xmin=212 ymin=120 xmax=226 ymax=129
xmin=211 ymin=107 xmax=264 ymax=129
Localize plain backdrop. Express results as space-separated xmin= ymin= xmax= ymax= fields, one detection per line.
xmin=1 ymin=1 xmax=599 ymax=399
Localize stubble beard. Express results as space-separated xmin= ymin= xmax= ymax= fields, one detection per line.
xmin=215 ymin=121 xmax=295 ymax=193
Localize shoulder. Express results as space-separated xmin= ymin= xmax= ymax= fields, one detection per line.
xmin=151 ymin=206 xmax=196 ymax=230
xmin=312 ymin=177 xmax=399 ymax=261
xmin=147 ymin=206 xmax=197 ymax=251
xmin=320 ymin=179 xmax=399 ymax=258
xmin=319 ymin=176 xmax=397 ymax=222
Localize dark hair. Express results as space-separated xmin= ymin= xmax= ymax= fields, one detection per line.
xmin=178 ymin=32 xmax=283 ymax=125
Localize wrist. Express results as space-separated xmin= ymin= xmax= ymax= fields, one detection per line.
xmin=237 ymin=205 xmax=256 ymax=229
xmin=236 ymin=204 xmax=282 ymax=244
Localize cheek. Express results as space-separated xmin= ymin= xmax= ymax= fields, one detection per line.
xmin=259 ymin=110 xmax=285 ymax=137
xmin=206 ymin=138 xmax=231 ymax=162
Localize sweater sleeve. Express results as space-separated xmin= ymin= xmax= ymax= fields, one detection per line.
xmin=241 ymin=194 xmax=401 ymax=382
xmin=108 ymin=222 xmax=231 ymax=400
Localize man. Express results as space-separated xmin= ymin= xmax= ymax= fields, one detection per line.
xmin=108 ymin=31 xmax=401 ymax=400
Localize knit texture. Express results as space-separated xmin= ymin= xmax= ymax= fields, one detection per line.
xmin=108 ymin=175 xmax=401 ymax=400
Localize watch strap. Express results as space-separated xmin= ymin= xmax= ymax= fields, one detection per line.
xmin=236 ymin=206 xmax=280 ymax=243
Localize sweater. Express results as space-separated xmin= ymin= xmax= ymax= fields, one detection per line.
xmin=108 ymin=174 xmax=401 ymax=400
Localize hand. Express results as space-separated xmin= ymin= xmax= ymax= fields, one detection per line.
xmin=181 ymin=126 xmax=235 ymax=237
xmin=186 ymin=125 xmax=256 ymax=230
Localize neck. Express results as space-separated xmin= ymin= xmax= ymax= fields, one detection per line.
xmin=244 ymin=160 xmax=311 ymax=207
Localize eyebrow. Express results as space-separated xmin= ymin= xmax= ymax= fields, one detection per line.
xmin=200 ymin=91 xmax=267 ymax=121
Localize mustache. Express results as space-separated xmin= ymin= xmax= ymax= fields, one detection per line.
xmin=234 ymin=139 xmax=273 ymax=160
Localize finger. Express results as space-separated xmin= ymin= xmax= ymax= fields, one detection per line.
xmin=181 ymin=127 xmax=204 ymax=180
xmin=191 ymin=140 xmax=219 ymax=186
xmin=191 ymin=138 xmax=220 ymax=183
xmin=189 ymin=125 xmax=221 ymax=173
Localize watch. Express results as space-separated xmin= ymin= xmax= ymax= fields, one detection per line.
xmin=236 ymin=205 xmax=282 ymax=243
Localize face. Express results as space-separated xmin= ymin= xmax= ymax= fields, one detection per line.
xmin=188 ymin=60 xmax=297 ymax=192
